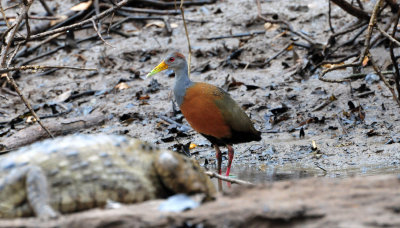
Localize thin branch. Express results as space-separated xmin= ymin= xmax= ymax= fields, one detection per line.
xmin=328 ymin=0 xmax=335 ymax=33
xmin=389 ymin=10 xmax=400 ymax=99
xmin=330 ymin=20 xmax=367 ymax=39
xmin=0 ymin=0 xmax=55 ymax=138
xmin=198 ymin=31 xmax=265 ymax=40
xmin=15 ymin=32 xmax=64 ymax=58
xmin=3 ymin=3 xmax=19 ymax=11
xmin=264 ymin=42 xmax=293 ymax=65
xmin=38 ymin=0 xmax=54 ymax=16
xmin=15 ymin=0 xmax=129 ymax=42
xmin=385 ymin=0 xmax=399 ymax=12
xmin=0 ymin=65 xmax=97 ymax=74
xmin=320 ymin=0 xmax=385 ymax=81
xmin=0 ymin=2 xmax=10 ymax=27
xmin=24 ymin=12 xmax=31 ymax=41
xmin=330 ymin=0 xmax=370 ymax=21
xmin=256 ymin=0 xmax=316 ymax=45
xmin=320 ymin=62 xmax=360 ymax=80
xmin=205 ymin=171 xmax=254 ymax=185
xmin=180 ymin=0 xmax=192 ymax=75
xmin=375 ymin=25 xmax=400 ymax=47
xmin=360 ymin=0 xmax=384 ymax=62
xmin=370 ymin=54 xmax=400 ymax=107
xmin=0 ymin=1 xmax=29 ymax=66
xmin=91 ymin=18 xmax=114 ymax=47
xmin=356 ymin=0 xmax=364 ymax=10
xmin=4 ymin=47 xmax=55 ymax=138
xmin=27 ymin=15 xmax=62 ymax=20
xmin=118 ymin=6 xmax=180 ymax=15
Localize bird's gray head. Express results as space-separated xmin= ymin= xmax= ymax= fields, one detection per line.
xmin=163 ymin=52 xmax=187 ymax=71
xmin=147 ymin=52 xmax=187 ymax=77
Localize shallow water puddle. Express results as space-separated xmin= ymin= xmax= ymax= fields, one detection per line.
xmin=227 ymin=164 xmax=400 ymax=184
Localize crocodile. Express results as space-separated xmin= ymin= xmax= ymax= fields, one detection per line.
xmin=0 ymin=134 xmax=216 ymax=218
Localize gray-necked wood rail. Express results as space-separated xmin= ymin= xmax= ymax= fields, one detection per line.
xmin=147 ymin=52 xmax=261 ymax=176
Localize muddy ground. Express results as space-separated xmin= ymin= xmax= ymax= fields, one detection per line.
xmin=0 ymin=0 xmax=400 ymax=226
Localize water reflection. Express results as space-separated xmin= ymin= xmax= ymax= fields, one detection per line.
xmin=226 ymin=164 xmax=400 ymax=184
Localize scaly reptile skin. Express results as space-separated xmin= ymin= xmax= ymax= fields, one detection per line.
xmin=0 ymin=134 xmax=216 ymax=218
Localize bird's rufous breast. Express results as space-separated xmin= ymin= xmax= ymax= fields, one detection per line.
xmin=180 ymin=83 xmax=231 ymax=139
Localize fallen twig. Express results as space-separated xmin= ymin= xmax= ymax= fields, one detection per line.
xmin=312 ymin=95 xmax=337 ymax=112
xmin=15 ymin=0 xmax=129 ymax=42
xmin=343 ymin=70 xmax=393 ymax=80
xmin=197 ymin=31 xmax=265 ymax=41
xmin=256 ymin=0 xmax=317 ymax=45
xmin=370 ymin=55 xmax=400 ymax=106
xmin=329 ymin=20 xmax=367 ymax=41
xmin=205 ymin=171 xmax=254 ymax=185
xmin=137 ymin=0 xmax=216 ymax=8
xmin=319 ymin=0 xmax=385 ymax=82
xmin=389 ymin=10 xmax=400 ymax=99
xmin=264 ymin=42 xmax=293 ymax=65
xmin=330 ymin=0 xmax=370 ymax=21
xmin=180 ymin=0 xmax=192 ymax=75
xmin=119 ymin=6 xmax=180 ymax=15
xmin=0 ymin=0 xmax=54 ymax=138
xmin=375 ymin=25 xmax=400 ymax=47
xmin=15 ymin=32 xmax=64 ymax=58
xmin=359 ymin=0 xmax=384 ymax=63
xmin=0 ymin=113 xmax=107 ymax=150
xmin=115 ymin=11 xmax=173 ymax=35
xmin=91 ymin=18 xmax=114 ymax=47
xmin=0 ymin=2 xmax=10 ymax=27
xmin=356 ymin=90 xmax=375 ymax=98
xmin=38 ymin=0 xmax=54 ymax=16
xmin=17 ymin=33 xmax=102 ymax=66
xmin=328 ymin=0 xmax=335 ymax=33
xmin=158 ymin=115 xmax=191 ymax=132
xmin=0 ymin=65 xmax=97 ymax=74
xmin=385 ymin=0 xmax=399 ymax=12
xmin=336 ymin=115 xmax=348 ymax=135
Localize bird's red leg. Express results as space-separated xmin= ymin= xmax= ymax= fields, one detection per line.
xmin=214 ymin=145 xmax=222 ymax=175
xmin=226 ymin=145 xmax=234 ymax=176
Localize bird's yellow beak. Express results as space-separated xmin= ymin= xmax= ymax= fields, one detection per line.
xmin=146 ymin=61 xmax=168 ymax=78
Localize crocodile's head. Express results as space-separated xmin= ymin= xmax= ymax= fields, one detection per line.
xmin=155 ymin=150 xmax=216 ymax=201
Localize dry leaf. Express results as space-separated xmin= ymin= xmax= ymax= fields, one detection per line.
xmin=144 ymin=21 xmax=165 ymax=29
xmin=312 ymin=140 xmax=317 ymax=150
xmin=362 ymin=56 xmax=369 ymax=67
xmin=54 ymin=90 xmax=72 ymax=103
xmin=114 ymin=82 xmax=130 ymax=91
xmin=272 ymin=30 xmax=287 ymax=40
xmin=26 ymin=116 xmax=37 ymax=124
xmin=189 ymin=143 xmax=197 ymax=149
xmin=286 ymin=44 xmax=294 ymax=51
xmin=170 ymin=23 xmax=178 ymax=29
xmin=70 ymin=0 xmax=93 ymax=11
xmin=264 ymin=22 xmax=272 ymax=30
xmin=138 ymin=95 xmax=150 ymax=100
xmin=264 ymin=22 xmax=279 ymax=31
xmin=258 ymin=164 xmax=267 ymax=172
xmin=50 ymin=15 xmax=68 ymax=26
xmin=322 ymin=63 xmax=344 ymax=68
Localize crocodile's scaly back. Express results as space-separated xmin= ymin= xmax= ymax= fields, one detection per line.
xmin=155 ymin=150 xmax=216 ymax=201
xmin=0 ymin=134 xmax=215 ymax=218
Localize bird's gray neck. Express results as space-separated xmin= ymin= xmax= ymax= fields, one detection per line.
xmin=173 ymin=63 xmax=193 ymax=106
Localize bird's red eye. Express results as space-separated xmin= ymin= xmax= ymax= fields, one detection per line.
xmin=169 ymin=57 xmax=175 ymax=62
